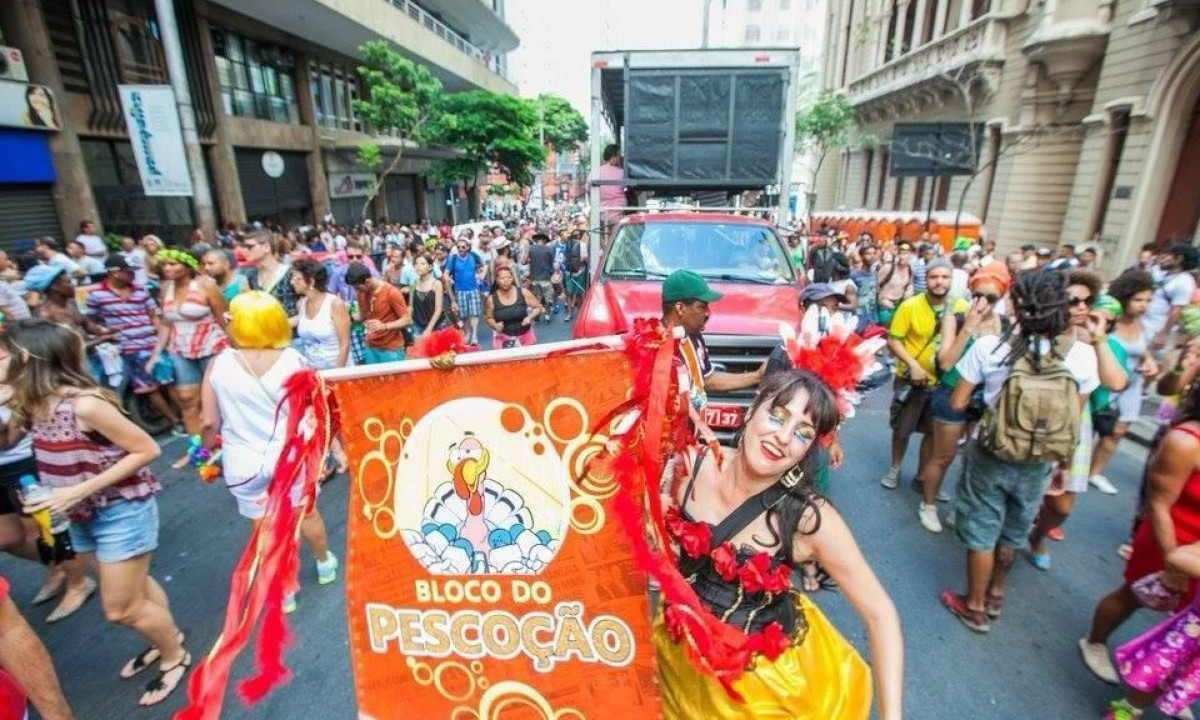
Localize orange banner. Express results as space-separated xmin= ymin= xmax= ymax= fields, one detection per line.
xmin=327 ymin=346 xmax=661 ymax=720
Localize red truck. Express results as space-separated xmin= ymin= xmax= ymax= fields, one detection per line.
xmin=573 ymin=212 xmax=802 ymax=436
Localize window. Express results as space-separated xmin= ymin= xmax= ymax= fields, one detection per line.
xmin=862 ymin=148 xmax=874 ymax=206
xmin=779 ymin=0 xmax=791 ymax=8
xmin=748 ymin=0 xmax=764 ymax=10
xmin=912 ymin=176 xmax=926 ymax=211
xmin=1087 ymin=109 xmax=1131 ymax=240
xmin=603 ymin=222 xmax=795 ymax=284
xmin=876 ymin=149 xmax=889 ymax=208
xmin=211 ymin=27 xmax=298 ymax=124
xmin=775 ymin=28 xmax=790 ymax=43
xmin=309 ymin=61 xmax=362 ymax=131
xmin=744 ymin=25 xmax=762 ymax=43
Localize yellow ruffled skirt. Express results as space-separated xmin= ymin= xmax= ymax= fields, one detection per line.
xmin=653 ymin=593 xmax=872 ymax=719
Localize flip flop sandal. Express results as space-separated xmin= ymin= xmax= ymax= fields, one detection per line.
xmin=138 ymin=652 xmax=191 ymax=708
xmin=121 ymin=631 xmax=186 ymax=679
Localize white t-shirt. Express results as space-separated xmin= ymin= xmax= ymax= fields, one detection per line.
xmin=1143 ymin=271 xmax=1195 ymax=338
xmin=955 ymin=334 xmax=1099 ymax=405
xmin=75 ymin=233 xmax=107 ymax=257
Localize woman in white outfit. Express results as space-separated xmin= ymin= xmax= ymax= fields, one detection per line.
xmin=200 ymin=291 xmax=337 ymax=614
xmin=290 ymin=258 xmax=351 ymax=475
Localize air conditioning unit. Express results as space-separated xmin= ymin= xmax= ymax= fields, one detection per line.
xmin=0 ymin=46 xmax=29 ymax=83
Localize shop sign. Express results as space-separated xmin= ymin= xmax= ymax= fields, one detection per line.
xmin=329 ymin=172 xmax=376 ymax=199
xmin=0 ymin=81 xmax=61 ymax=131
xmin=261 ymin=151 xmax=285 ymax=179
xmin=117 ymin=84 xmax=193 ymax=196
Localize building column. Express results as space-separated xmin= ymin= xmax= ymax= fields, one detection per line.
xmin=874 ymin=1 xmax=891 ymax=67
xmin=911 ymin=0 xmax=930 ymax=46
xmin=1 ymin=0 xmax=101 ymax=240
xmin=892 ymin=0 xmax=911 ymax=57
xmin=154 ymin=0 xmax=216 ymax=233
xmin=293 ymin=57 xmax=331 ymax=223
xmin=194 ymin=5 xmax=244 ymax=224
xmin=933 ymin=0 xmax=950 ymax=37
xmin=959 ymin=0 xmax=973 ymax=28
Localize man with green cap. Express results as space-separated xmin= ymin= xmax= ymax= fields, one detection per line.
xmin=661 ymin=270 xmax=765 ymax=420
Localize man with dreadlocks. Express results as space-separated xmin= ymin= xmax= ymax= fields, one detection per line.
xmin=940 ymin=269 xmax=1101 ymax=633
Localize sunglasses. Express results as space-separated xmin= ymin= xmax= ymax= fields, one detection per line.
xmin=971 ymin=292 xmax=1000 ymax=304
xmin=1068 ymin=296 xmax=1092 ymax=307
xmin=347 ymin=253 xmax=364 ymax=260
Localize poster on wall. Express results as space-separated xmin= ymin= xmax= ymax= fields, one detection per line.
xmin=328 ymin=172 xmax=376 ymax=199
xmin=0 ymin=81 xmax=60 ymax=131
xmin=117 ymin=84 xmax=193 ymax=196
xmin=325 ymin=344 xmax=662 ymax=720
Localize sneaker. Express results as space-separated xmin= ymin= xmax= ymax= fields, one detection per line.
xmin=940 ymin=590 xmax=990 ymax=633
xmin=1079 ymin=637 xmax=1119 ymax=684
xmin=1117 ymin=543 xmax=1133 ymax=560
xmin=1048 ymin=526 xmax=1065 ymax=542
xmin=918 ymin=503 xmax=943 ymax=533
xmin=316 ymin=552 xmax=339 ymax=586
xmin=1028 ymin=551 xmax=1052 ymax=571
xmin=936 ymin=485 xmax=953 ymax=503
xmin=1090 ymin=474 xmax=1119 ymax=495
xmin=1103 ymin=698 xmax=1143 ymax=720
xmin=283 ymin=593 xmax=297 ymax=615
xmin=881 ymin=466 xmax=900 ymax=489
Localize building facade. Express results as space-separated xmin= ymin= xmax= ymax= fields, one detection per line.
xmin=817 ymin=0 xmax=1200 ymax=269
xmin=0 ymin=0 xmax=518 ymax=249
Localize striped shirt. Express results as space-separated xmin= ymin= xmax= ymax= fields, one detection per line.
xmin=32 ymin=396 xmax=160 ymax=522
xmin=85 ymin=282 xmax=159 ymax=354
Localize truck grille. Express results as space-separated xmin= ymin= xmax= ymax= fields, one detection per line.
xmin=703 ymin=334 xmax=778 ymax=442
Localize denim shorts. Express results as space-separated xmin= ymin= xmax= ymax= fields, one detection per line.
xmin=930 ymin=384 xmax=968 ymax=425
xmin=69 ymin=497 xmax=160 ymax=564
xmin=171 ymin=354 xmax=212 ymax=386
xmin=954 ymin=442 xmax=1051 ymax=551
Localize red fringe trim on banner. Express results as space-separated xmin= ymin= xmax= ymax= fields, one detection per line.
xmin=172 ymin=369 xmax=336 ymax=720
xmin=598 ymin=319 xmax=763 ymax=699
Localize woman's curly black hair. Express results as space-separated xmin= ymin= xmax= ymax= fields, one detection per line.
xmin=996 ymin=268 xmax=1071 ymax=368
xmin=731 ymin=369 xmax=841 ymax=559
xmin=1108 ymin=269 xmax=1156 ymax=311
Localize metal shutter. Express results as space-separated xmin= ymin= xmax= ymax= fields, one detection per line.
xmin=0 ymin=185 xmax=61 ymax=253
xmin=385 ymin=174 xmax=418 ymax=223
xmin=235 ymin=149 xmax=312 ymax=224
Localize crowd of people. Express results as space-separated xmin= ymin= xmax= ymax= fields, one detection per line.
xmin=2 ymin=207 xmax=1200 ymax=719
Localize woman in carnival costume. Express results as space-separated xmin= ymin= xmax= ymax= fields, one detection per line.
xmin=610 ymin=319 xmax=903 ymax=720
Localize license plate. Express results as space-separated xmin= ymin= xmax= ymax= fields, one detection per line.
xmin=703 ymin=405 xmax=744 ymax=429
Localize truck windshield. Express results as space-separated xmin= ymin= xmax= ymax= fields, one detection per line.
xmin=603 ymin=222 xmax=795 ymax=284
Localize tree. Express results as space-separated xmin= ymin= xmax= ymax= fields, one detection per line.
xmin=534 ymin=93 xmax=588 ymax=152
xmin=352 ymin=41 xmax=444 ymax=218
xmin=429 ymin=91 xmax=546 ymax=191
xmin=794 ymin=90 xmax=857 ymax=215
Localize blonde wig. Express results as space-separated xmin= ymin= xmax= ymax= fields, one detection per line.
xmin=227 ymin=290 xmax=291 ymax=349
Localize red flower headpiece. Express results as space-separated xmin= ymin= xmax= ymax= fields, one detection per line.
xmin=778 ymin=308 xmax=886 ymax=418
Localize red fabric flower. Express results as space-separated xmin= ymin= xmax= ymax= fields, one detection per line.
xmin=677 ymin=520 xmax=712 ymax=559
xmin=710 ymin=543 xmax=738 ymax=582
xmin=738 ymin=552 xmax=773 ymax=594
xmin=747 ymin=621 xmax=790 ymax=661
xmin=762 ymin=563 xmax=792 ymax=595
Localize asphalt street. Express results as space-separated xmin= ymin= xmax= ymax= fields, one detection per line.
xmin=1 ymin=315 xmax=1171 ymax=719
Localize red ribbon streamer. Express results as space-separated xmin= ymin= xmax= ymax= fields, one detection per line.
xmin=173 ymin=369 xmax=333 ymax=720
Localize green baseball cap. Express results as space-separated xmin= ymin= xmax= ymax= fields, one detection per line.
xmin=662 ymin=269 xmax=722 ymax=303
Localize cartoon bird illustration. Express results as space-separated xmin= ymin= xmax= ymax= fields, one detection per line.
xmin=446 ymin=433 xmax=491 ymax=550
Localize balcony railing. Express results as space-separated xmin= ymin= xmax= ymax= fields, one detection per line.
xmin=383 ymin=0 xmax=505 ymax=77
xmin=846 ymin=15 xmax=1007 ymax=107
